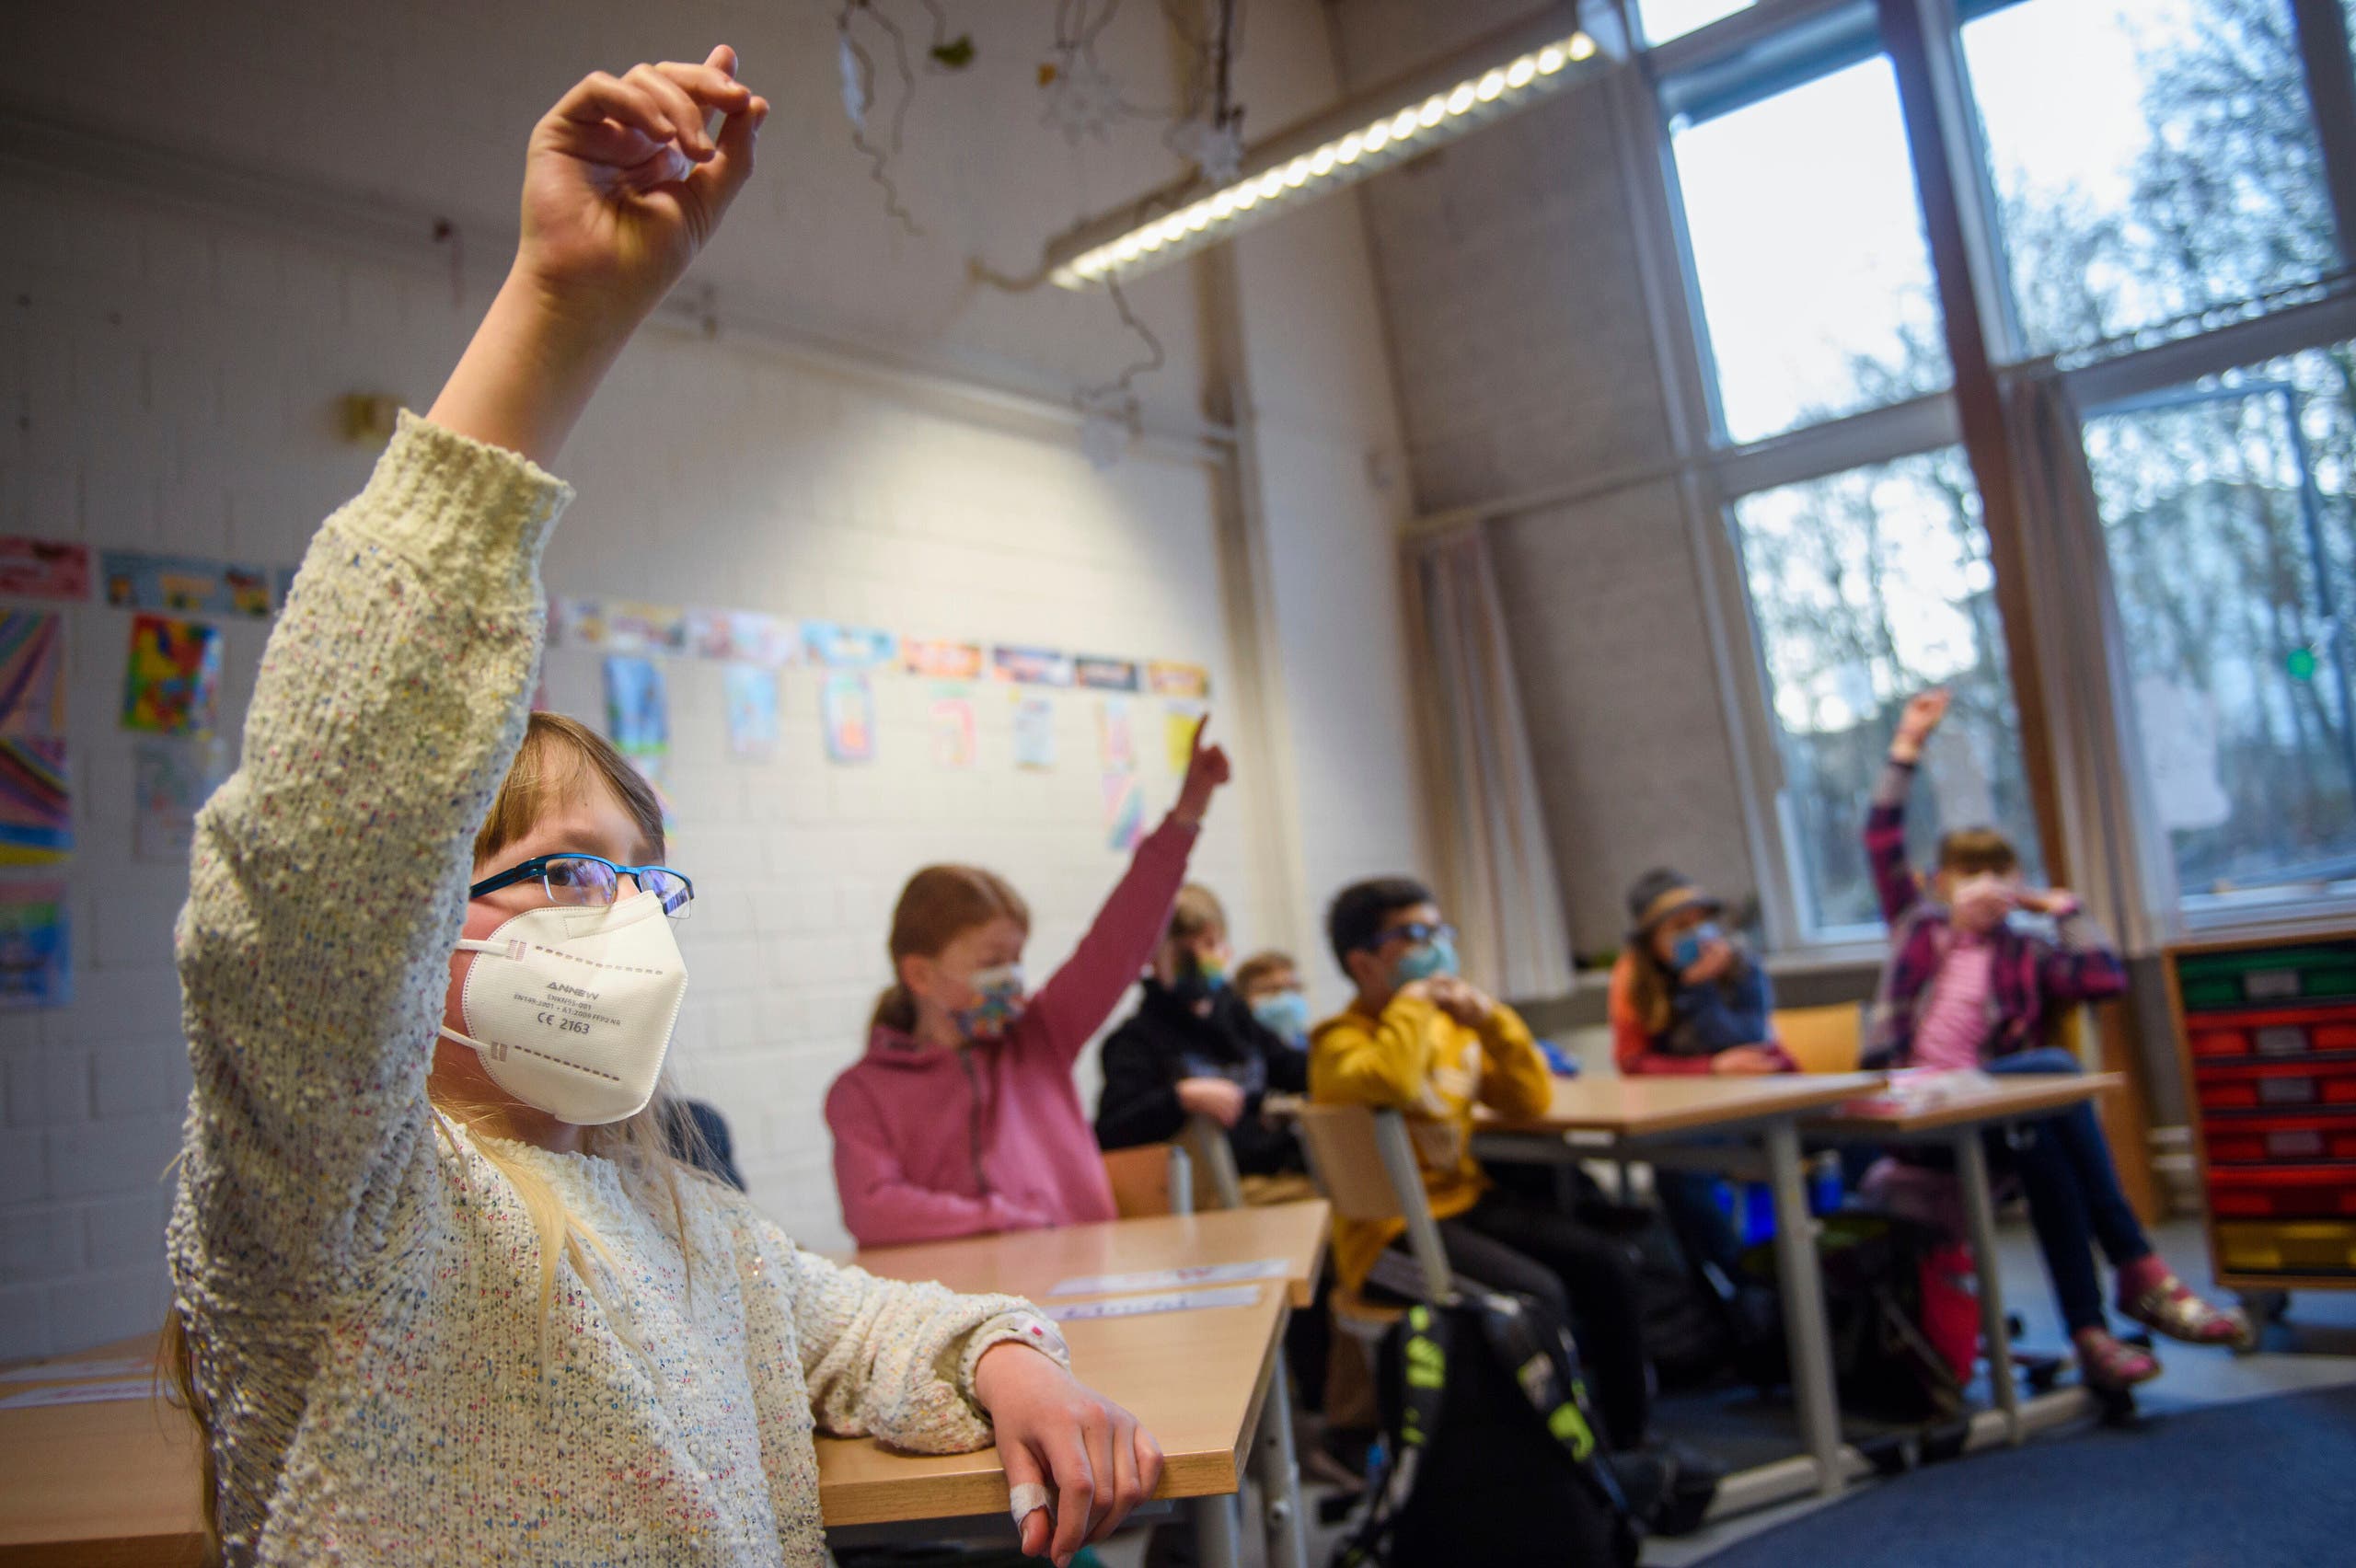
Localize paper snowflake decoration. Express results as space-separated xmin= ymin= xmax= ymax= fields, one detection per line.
xmin=1170 ymin=118 xmax=1243 ymax=185
xmin=1040 ymin=52 xmax=1123 ymax=144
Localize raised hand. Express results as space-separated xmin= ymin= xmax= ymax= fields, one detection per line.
xmin=1890 ymin=688 xmax=1951 ymax=764
xmin=1426 ymin=976 xmax=1497 ymax=1030
xmin=1172 ymin=715 xmax=1231 ymax=828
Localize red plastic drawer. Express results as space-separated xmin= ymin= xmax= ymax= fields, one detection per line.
xmin=2188 ymin=1003 xmax=2356 ymax=1059
xmin=2204 ymin=1113 xmax=2356 ymax=1163
xmin=2197 ymin=1058 xmax=2356 ymax=1110
xmin=2208 ymin=1165 xmax=2356 ymax=1217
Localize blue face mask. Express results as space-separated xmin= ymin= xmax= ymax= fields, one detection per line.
xmin=1669 ymin=922 xmax=1725 ymax=974
xmin=1252 ymin=990 xmax=1312 ymax=1044
xmin=1392 ymin=930 xmax=1460 ymax=986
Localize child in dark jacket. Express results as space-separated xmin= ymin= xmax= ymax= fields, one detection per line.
xmin=1866 ymin=689 xmax=2251 ymax=1388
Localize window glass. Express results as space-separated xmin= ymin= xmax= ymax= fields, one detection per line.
xmin=1965 ymin=0 xmax=2334 ymax=358
xmin=1730 ymin=451 xmax=2043 ymax=934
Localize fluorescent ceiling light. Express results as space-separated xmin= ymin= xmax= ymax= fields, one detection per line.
xmin=1045 ymin=6 xmax=1614 ymax=289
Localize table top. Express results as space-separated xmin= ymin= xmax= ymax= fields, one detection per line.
xmin=1477 ymin=1073 xmax=1887 ymax=1138
xmin=851 ymin=1202 xmax=1332 ymax=1310
xmin=1807 ymin=1072 xmax=2121 ymax=1135
xmin=0 ymin=1335 xmax=202 ymax=1560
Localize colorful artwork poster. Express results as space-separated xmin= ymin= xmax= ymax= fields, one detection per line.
xmin=902 ymin=638 xmax=985 ymax=682
xmin=1097 ymin=697 xmax=1136 ymax=773
xmin=822 ymin=671 xmax=877 ymax=764
xmin=121 ymin=616 xmax=223 ymax=736
xmin=722 ymin=663 xmax=780 ymax=759
xmin=603 ymin=655 xmax=669 ymax=757
xmin=0 ymin=612 xmax=65 ymax=737
xmin=101 ymin=551 xmax=272 ymax=619
xmin=0 ymin=880 xmax=69 ymax=1009
xmin=804 ymin=621 xmax=899 ymax=670
xmin=1012 ymin=693 xmax=1057 ymax=771
xmin=605 ymin=602 xmax=687 ymax=656
xmin=1103 ymin=771 xmax=1146 ymax=853
xmin=1075 ymin=655 xmax=1139 ymax=692
xmin=687 ymin=607 xmax=797 ymax=666
xmin=1163 ymin=699 xmax=1207 ymax=775
xmin=551 ymin=597 xmax=606 ymax=649
xmin=994 ymin=645 xmax=1076 ymax=687
xmin=133 ymin=737 xmax=225 ymax=863
xmin=0 ymin=737 xmax=70 ymax=865
xmin=930 ymin=692 xmax=978 ymax=769
xmin=0 ymin=539 xmax=91 ymax=602
xmin=1146 ymin=660 xmax=1211 ymax=700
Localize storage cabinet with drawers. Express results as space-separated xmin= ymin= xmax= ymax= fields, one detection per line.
xmin=2165 ymin=933 xmax=2356 ymax=1296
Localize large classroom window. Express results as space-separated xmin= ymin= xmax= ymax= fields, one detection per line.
xmin=1641 ymin=0 xmax=1756 ymax=46
xmin=1732 ymin=451 xmax=2042 ymax=936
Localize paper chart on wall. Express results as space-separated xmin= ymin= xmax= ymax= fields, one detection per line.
xmin=141 ymin=739 xmax=229 ymax=866
xmin=994 ymin=645 xmax=1076 ymax=687
xmin=1038 ymin=1286 xmax=1265 ymax=1321
xmin=804 ymin=621 xmax=899 ymax=670
xmin=1075 ymin=655 xmax=1139 ymax=692
xmin=121 ymin=615 xmax=222 ymax=737
xmin=1103 ymin=771 xmax=1144 ymax=853
xmin=823 ymin=671 xmax=877 ymax=764
xmin=1146 ymin=660 xmax=1210 ymax=699
xmin=102 ymin=550 xmax=273 ymax=618
xmin=1096 ymin=697 xmax=1135 ymax=773
xmin=0 ymin=611 xmax=64 ymax=737
xmin=0 ymin=880 xmax=69 ymax=1009
xmin=722 ymin=663 xmax=780 ymax=759
xmin=1163 ymin=700 xmax=1206 ymax=775
xmin=604 ymin=655 xmax=669 ymax=758
xmin=1012 ymin=694 xmax=1057 ymax=770
xmin=903 ymin=639 xmax=985 ymax=682
xmin=1049 ymin=1258 xmax=1290 ymax=1297
xmin=0 ymin=538 xmax=90 ymax=602
xmin=930 ymin=692 xmax=978 ymax=769
xmin=0 ymin=737 xmax=72 ymax=865
xmin=687 ymin=608 xmax=798 ymax=666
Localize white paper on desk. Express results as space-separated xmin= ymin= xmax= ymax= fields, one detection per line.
xmin=1041 ymin=1286 xmax=1262 ymax=1322
xmin=1049 ymin=1257 xmax=1288 ymax=1297
xmin=0 ymin=1355 xmax=151 ymax=1383
xmin=0 ymin=1377 xmax=155 ymax=1409
xmin=1842 ymin=1068 xmax=1998 ymax=1116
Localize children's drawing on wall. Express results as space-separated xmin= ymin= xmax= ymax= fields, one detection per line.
xmin=723 ymin=663 xmax=780 ymax=759
xmin=0 ymin=738 xmax=70 ymax=865
xmin=1097 ymin=697 xmax=1136 ymax=773
xmin=133 ymin=737 xmax=227 ymax=863
xmin=1147 ymin=660 xmax=1210 ymax=700
xmin=823 ymin=671 xmax=878 ymax=763
xmin=805 ymin=621 xmax=899 ymax=670
xmin=930 ymin=692 xmax=977 ymax=769
xmin=1103 ymin=770 xmax=1145 ymax=852
xmin=689 ymin=608 xmax=797 ymax=665
xmin=0 ymin=612 xmax=65 ymax=737
xmin=104 ymin=550 xmax=273 ymax=618
xmin=0 ymin=881 xmax=69 ymax=1009
xmin=121 ymin=615 xmax=224 ymax=736
xmin=604 ymin=655 xmax=669 ymax=777
xmin=1162 ymin=699 xmax=1206 ymax=775
xmin=1012 ymin=693 xmax=1057 ymax=770
xmin=0 ymin=539 xmax=90 ymax=601
xmin=904 ymin=639 xmax=985 ymax=682
xmin=995 ymin=645 xmax=1075 ymax=687
xmin=1076 ymin=655 xmax=1139 ymax=692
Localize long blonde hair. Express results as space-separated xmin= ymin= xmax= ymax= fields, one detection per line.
xmin=166 ymin=712 xmax=719 ymax=1561
xmin=869 ymin=864 xmax=1031 ymax=1034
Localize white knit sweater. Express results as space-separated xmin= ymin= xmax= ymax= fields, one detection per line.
xmin=167 ymin=413 xmax=1060 ymax=1565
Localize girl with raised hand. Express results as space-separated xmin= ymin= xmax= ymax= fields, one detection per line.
xmin=167 ymin=51 xmax=1155 ymax=1568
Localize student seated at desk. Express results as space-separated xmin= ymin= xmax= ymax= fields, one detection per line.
xmin=160 ymin=57 xmax=1155 ymax=1568
xmin=1235 ymin=948 xmax=1313 ymax=1051
xmin=826 ymin=723 xmax=1230 ymax=1248
xmin=1610 ymin=868 xmax=1795 ymax=1277
xmin=1865 ymin=688 xmax=2252 ymax=1389
xmin=1310 ymin=878 xmax=1660 ymax=1456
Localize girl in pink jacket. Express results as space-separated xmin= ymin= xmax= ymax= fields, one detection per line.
xmin=826 ymin=722 xmax=1231 ymax=1248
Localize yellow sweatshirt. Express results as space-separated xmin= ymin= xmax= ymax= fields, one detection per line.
xmin=1308 ymin=990 xmax=1553 ymax=1290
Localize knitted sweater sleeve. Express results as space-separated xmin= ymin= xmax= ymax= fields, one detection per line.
xmin=172 ymin=411 xmax=568 ymax=1300
xmin=784 ymin=1235 xmax=1071 ymax=1454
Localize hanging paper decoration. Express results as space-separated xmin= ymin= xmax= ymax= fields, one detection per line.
xmin=121 ymin=615 xmax=223 ymax=736
xmin=1103 ymin=771 xmax=1146 ymax=853
xmin=804 ymin=621 xmax=900 ymax=670
xmin=102 ymin=550 xmax=273 ymax=618
xmin=0 ymin=736 xmax=70 ymax=865
xmin=1012 ymin=693 xmax=1057 ymax=770
xmin=133 ymin=737 xmax=225 ymax=864
xmin=0 ymin=880 xmax=69 ymax=1009
xmin=687 ymin=608 xmax=798 ymax=665
xmin=0 ymin=612 xmax=64 ymax=737
xmin=930 ymin=692 xmax=978 ymax=768
xmin=995 ymin=645 xmax=1076 ymax=686
xmin=1098 ymin=697 xmax=1136 ymax=773
xmin=823 ymin=671 xmax=878 ymax=763
xmin=722 ymin=663 xmax=780 ymax=759
xmin=1163 ymin=699 xmax=1206 ymax=775
xmin=1076 ymin=655 xmax=1139 ymax=692
xmin=1147 ymin=660 xmax=1211 ymax=699
xmin=559 ymin=600 xmax=685 ymax=654
xmin=0 ymin=539 xmax=90 ymax=601
xmin=1039 ymin=52 xmax=1123 ymax=144
xmin=604 ymin=655 xmax=669 ymax=759
xmin=1169 ymin=117 xmax=1244 ymax=184
xmin=903 ymin=638 xmax=985 ymax=681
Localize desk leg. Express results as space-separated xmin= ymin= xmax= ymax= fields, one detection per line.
xmin=1192 ymin=1491 xmax=1242 ymax=1568
xmin=1954 ymin=1127 xmax=2022 ymax=1444
xmin=1256 ymin=1346 xmax=1310 ymax=1568
xmin=1764 ymin=1120 xmax=1842 ymax=1495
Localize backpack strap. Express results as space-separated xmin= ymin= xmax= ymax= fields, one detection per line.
xmin=1469 ymin=1291 xmax=1634 ymax=1520
xmin=1335 ymin=1302 xmax=1454 ymax=1568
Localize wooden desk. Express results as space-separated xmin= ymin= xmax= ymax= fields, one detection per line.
xmin=1479 ymin=1072 xmax=1885 ymax=1138
xmin=0 ymin=1336 xmax=202 ymax=1567
xmin=851 ymin=1202 xmax=1331 ymax=1309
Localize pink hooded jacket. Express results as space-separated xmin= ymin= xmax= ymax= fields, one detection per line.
xmin=825 ymin=815 xmax=1198 ymax=1249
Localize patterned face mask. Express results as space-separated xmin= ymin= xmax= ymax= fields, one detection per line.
xmin=953 ymin=962 xmax=1028 ymax=1041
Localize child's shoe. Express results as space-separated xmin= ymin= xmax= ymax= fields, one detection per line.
xmin=2073 ymin=1328 xmax=2161 ymax=1391
xmin=2116 ymin=1261 xmax=2256 ymax=1350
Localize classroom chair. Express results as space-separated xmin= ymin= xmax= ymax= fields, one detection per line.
xmin=1773 ymin=1003 xmax=1865 ymax=1074
xmin=1181 ymin=1113 xmax=1247 ymax=1209
xmin=1292 ymin=1104 xmax=1457 ymax=1346
xmin=1103 ymin=1142 xmax=1196 ymax=1219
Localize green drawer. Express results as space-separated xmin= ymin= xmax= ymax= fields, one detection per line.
xmin=2179 ymin=946 xmax=2356 ymax=1010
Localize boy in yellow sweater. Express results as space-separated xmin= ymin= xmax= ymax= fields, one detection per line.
xmin=1311 ymin=877 xmax=1656 ymax=1451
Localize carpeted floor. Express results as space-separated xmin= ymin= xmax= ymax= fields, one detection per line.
xmin=1698 ymin=1383 xmax=2356 ymax=1568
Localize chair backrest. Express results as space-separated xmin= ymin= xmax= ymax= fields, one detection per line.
xmin=1102 ymin=1143 xmax=1195 ymax=1218
xmin=1180 ymin=1113 xmax=1246 ymax=1209
xmin=1293 ymin=1102 xmax=1452 ymax=1299
xmin=1773 ymin=1002 xmax=1865 ymax=1074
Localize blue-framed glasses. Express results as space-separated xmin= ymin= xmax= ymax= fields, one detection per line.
xmin=1359 ymin=919 xmax=1456 ymax=953
xmin=468 ymin=854 xmax=695 ymax=918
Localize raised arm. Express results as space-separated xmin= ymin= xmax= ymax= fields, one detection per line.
xmin=827 ymin=1078 xmax=1045 ymax=1247
xmin=1868 ymin=689 xmax=1950 ymax=928
xmin=1025 ymin=719 xmax=1228 ymax=1065
xmin=2028 ymin=894 xmax=2130 ymax=1004
xmin=173 ymin=52 xmax=766 ymax=1298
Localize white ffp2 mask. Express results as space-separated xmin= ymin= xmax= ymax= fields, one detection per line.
xmin=439 ymin=891 xmax=689 ymax=1125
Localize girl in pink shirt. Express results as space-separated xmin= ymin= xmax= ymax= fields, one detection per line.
xmin=826 ymin=723 xmax=1231 ymax=1248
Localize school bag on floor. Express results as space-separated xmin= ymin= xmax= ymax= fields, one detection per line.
xmin=1335 ymin=1290 xmax=1640 ymax=1568
xmin=1740 ymin=1210 xmax=1969 ymax=1424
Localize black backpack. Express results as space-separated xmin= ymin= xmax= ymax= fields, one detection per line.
xmin=1739 ymin=1210 xmax=1967 ymax=1424
xmin=1336 ymin=1290 xmax=1640 ymax=1568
